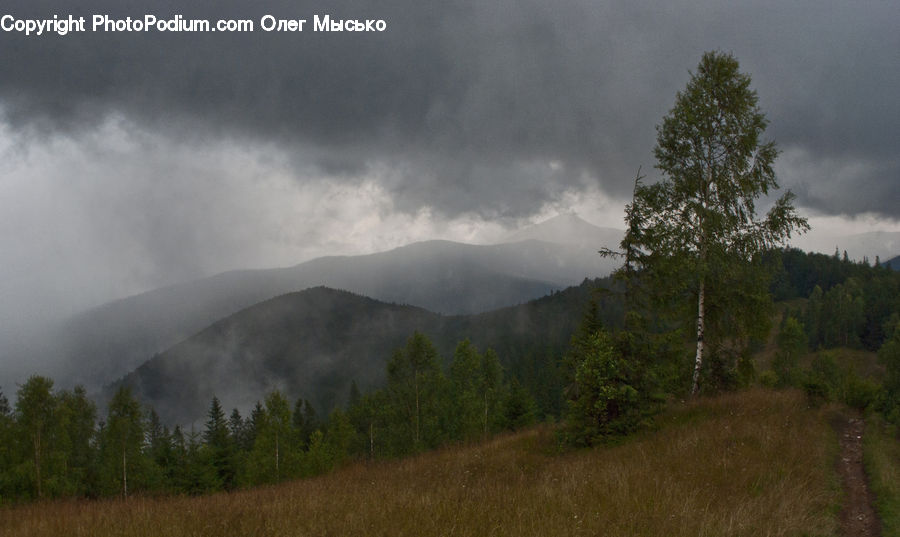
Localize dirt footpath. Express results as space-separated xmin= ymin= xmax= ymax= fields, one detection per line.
xmin=836 ymin=415 xmax=881 ymax=537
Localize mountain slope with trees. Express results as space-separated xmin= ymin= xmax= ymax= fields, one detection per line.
xmin=113 ymin=279 xmax=617 ymax=426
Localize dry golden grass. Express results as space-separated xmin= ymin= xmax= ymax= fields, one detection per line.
xmin=1 ymin=389 xmax=840 ymax=537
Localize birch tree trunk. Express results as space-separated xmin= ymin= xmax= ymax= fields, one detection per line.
xmin=122 ymin=448 xmax=127 ymax=498
xmin=414 ymin=374 xmax=420 ymax=446
xmin=691 ymin=278 xmax=706 ymax=396
xmin=33 ymin=431 xmax=42 ymax=498
xmin=483 ymin=392 xmax=489 ymax=438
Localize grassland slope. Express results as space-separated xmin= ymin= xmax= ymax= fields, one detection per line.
xmin=0 ymin=389 xmax=842 ymax=537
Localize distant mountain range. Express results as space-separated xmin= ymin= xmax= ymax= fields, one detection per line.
xmin=116 ymin=280 xmax=616 ymax=426
xmin=22 ymin=214 xmax=620 ymax=391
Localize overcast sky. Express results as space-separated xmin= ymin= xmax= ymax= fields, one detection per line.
xmin=1 ymin=0 xmax=899 ymax=335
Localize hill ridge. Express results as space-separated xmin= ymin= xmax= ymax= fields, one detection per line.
xmin=112 ymin=278 xmax=615 ymax=425
xmin=44 ymin=237 xmax=615 ymax=391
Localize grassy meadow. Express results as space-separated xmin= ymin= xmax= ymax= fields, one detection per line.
xmin=865 ymin=415 xmax=900 ymax=537
xmin=1 ymin=389 xmax=842 ymax=537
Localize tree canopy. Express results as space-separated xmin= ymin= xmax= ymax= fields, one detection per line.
xmin=623 ymin=51 xmax=808 ymax=394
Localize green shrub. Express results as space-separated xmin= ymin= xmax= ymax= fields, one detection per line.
xmin=758 ymin=370 xmax=778 ymax=388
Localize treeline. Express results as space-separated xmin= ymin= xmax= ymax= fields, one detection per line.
xmin=765 ymin=309 xmax=900 ymax=425
xmin=560 ymin=248 xmax=900 ymax=446
xmin=0 ymin=335 xmax=536 ymax=503
xmin=764 ymin=250 xmax=900 ymax=421
xmin=4 ymin=249 xmax=899 ymax=501
xmin=770 ymin=248 xmax=900 ymax=351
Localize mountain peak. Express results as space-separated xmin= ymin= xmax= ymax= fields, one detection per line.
xmin=502 ymin=213 xmax=621 ymax=247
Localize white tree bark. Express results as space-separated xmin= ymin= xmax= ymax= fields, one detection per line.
xmin=691 ymin=278 xmax=706 ymax=395
xmin=122 ymin=448 xmax=128 ymax=498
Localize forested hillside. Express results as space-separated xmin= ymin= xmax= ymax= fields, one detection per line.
xmin=4 ymin=247 xmax=900 ymax=503
xmin=769 ymin=248 xmax=900 ymax=351
xmin=115 ymin=279 xmax=617 ymax=426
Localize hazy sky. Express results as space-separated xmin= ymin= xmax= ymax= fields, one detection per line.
xmin=1 ymin=0 xmax=899 ymax=333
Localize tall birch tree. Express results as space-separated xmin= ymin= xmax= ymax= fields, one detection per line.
xmin=629 ymin=51 xmax=808 ymax=395
xmin=103 ymin=386 xmax=146 ymax=497
xmin=386 ymin=331 xmax=443 ymax=451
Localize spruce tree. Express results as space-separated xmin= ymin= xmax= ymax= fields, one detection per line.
xmin=449 ymin=339 xmax=483 ymax=441
xmin=203 ymin=396 xmax=235 ymax=489
xmin=229 ymin=408 xmax=249 ymax=451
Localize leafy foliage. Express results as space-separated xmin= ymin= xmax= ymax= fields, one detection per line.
xmin=879 ymin=319 xmax=900 ymax=423
xmin=623 ymin=51 xmax=807 ymax=394
xmin=773 ymin=316 xmax=806 ymax=386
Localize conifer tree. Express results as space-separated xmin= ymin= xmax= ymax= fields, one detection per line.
xmin=449 ymin=339 xmax=483 ymax=440
xmin=203 ymin=396 xmax=235 ymax=489
xmin=247 ymin=401 xmax=265 ymax=449
xmin=565 ymin=329 xmax=642 ymax=445
xmin=146 ymin=409 xmax=174 ymax=487
xmin=293 ymin=398 xmax=319 ymax=447
xmin=169 ymin=425 xmax=190 ymax=491
xmin=229 ymin=408 xmax=250 ymax=452
xmin=184 ymin=427 xmax=219 ymax=494
xmin=502 ymin=379 xmax=537 ymax=431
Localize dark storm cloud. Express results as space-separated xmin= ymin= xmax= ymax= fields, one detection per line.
xmin=1 ymin=0 xmax=898 ymax=218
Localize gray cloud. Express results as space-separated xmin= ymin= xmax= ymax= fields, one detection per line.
xmin=1 ymin=0 xmax=899 ymax=346
xmin=3 ymin=0 xmax=894 ymax=220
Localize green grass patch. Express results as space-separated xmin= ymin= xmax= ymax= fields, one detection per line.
xmin=864 ymin=414 xmax=900 ymax=536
